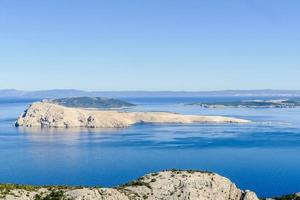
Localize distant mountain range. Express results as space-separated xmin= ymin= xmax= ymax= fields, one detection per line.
xmin=1 ymin=89 xmax=300 ymax=98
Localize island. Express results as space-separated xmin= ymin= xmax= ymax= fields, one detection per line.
xmin=187 ymin=98 xmax=300 ymax=108
xmin=0 ymin=170 xmax=259 ymax=200
xmin=44 ymin=97 xmax=135 ymax=109
xmin=15 ymin=101 xmax=250 ymax=128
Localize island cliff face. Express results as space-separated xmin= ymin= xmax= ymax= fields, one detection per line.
xmin=15 ymin=102 xmax=250 ymax=128
xmin=1 ymin=170 xmax=259 ymax=200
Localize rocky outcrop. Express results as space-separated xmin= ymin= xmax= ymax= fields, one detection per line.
xmin=1 ymin=170 xmax=259 ymax=200
xmin=15 ymin=102 xmax=250 ymax=128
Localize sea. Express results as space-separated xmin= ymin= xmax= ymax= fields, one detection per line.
xmin=0 ymin=96 xmax=300 ymax=198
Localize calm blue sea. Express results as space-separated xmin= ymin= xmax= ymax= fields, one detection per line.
xmin=0 ymin=97 xmax=300 ymax=198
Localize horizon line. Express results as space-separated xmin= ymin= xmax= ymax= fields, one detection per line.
xmin=1 ymin=89 xmax=300 ymax=92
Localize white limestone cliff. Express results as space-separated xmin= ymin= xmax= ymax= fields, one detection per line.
xmin=15 ymin=102 xmax=250 ymax=128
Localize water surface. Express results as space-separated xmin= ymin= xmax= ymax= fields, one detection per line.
xmin=0 ymin=97 xmax=300 ymax=197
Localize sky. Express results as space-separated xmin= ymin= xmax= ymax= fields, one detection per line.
xmin=0 ymin=0 xmax=300 ymax=91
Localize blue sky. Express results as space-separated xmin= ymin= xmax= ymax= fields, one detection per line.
xmin=0 ymin=0 xmax=300 ymax=91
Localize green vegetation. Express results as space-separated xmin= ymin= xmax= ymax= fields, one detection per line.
xmin=49 ymin=97 xmax=135 ymax=109
xmin=167 ymin=169 xmax=214 ymax=175
xmin=34 ymin=190 xmax=72 ymax=200
xmin=0 ymin=184 xmax=85 ymax=191
xmin=0 ymin=184 xmax=87 ymax=198
xmin=273 ymin=194 xmax=300 ymax=200
xmin=0 ymin=184 xmax=38 ymax=192
xmin=117 ymin=176 xmax=153 ymax=190
xmin=118 ymin=179 xmax=152 ymax=190
xmin=0 ymin=184 xmax=38 ymax=198
xmin=261 ymin=194 xmax=300 ymax=200
xmin=150 ymin=172 xmax=159 ymax=176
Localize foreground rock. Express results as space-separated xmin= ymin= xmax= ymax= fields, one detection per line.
xmin=0 ymin=170 xmax=259 ymax=200
xmin=15 ymin=102 xmax=250 ymax=128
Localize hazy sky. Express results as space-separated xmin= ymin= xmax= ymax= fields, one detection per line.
xmin=0 ymin=0 xmax=300 ymax=91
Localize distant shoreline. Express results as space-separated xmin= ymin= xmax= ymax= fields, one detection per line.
xmin=1 ymin=89 xmax=300 ymax=99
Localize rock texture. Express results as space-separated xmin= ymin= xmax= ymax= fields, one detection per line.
xmin=15 ymin=102 xmax=250 ymax=128
xmin=1 ymin=170 xmax=259 ymax=200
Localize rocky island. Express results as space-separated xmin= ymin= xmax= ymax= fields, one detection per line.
xmin=0 ymin=170 xmax=259 ymax=200
xmin=187 ymin=99 xmax=300 ymax=109
xmin=15 ymin=100 xmax=250 ymax=128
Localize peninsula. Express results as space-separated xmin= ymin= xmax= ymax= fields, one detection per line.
xmin=15 ymin=101 xmax=250 ymax=128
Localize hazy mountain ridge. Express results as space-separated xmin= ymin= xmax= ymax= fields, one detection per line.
xmin=48 ymin=97 xmax=135 ymax=109
xmin=1 ymin=89 xmax=300 ymax=98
